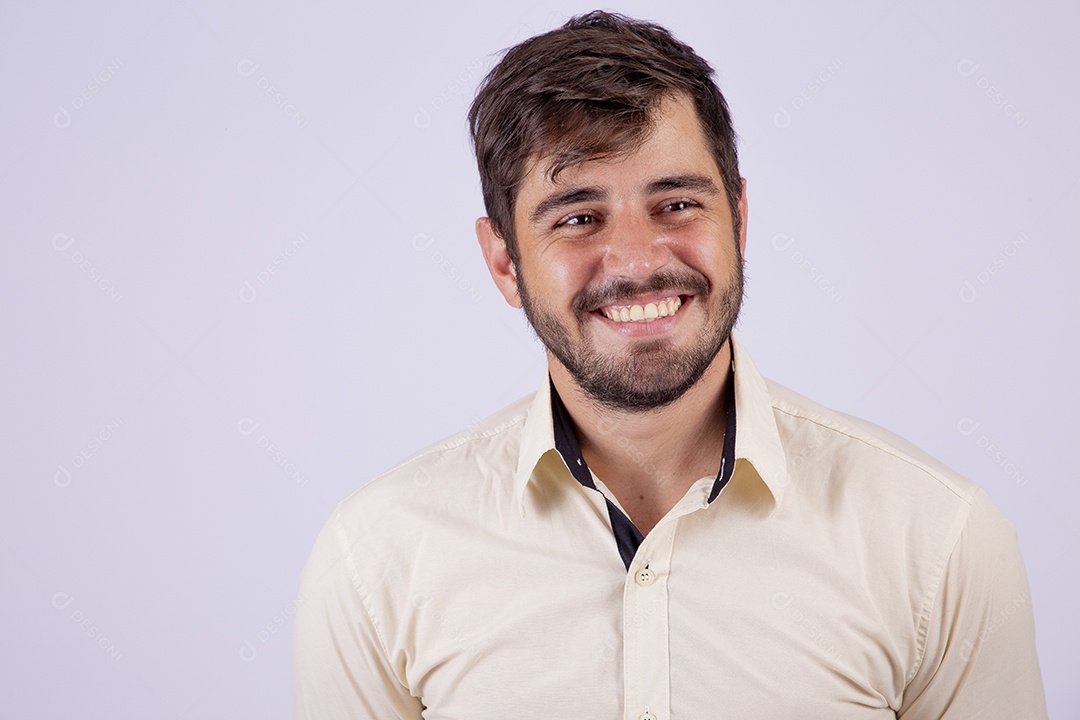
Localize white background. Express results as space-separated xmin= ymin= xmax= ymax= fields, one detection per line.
xmin=2 ymin=0 xmax=1077 ymax=717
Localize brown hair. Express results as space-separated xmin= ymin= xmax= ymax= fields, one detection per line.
xmin=468 ymin=11 xmax=741 ymax=263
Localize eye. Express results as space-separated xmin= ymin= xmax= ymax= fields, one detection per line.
xmin=555 ymin=212 xmax=598 ymax=228
xmin=659 ymin=199 xmax=697 ymax=214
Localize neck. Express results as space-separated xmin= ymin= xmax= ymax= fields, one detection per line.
xmin=549 ymin=342 xmax=733 ymax=532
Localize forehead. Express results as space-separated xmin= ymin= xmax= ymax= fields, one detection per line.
xmin=518 ymin=94 xmax=719 ymax=201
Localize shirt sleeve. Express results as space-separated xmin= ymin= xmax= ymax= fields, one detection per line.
xmin=292 ymin=507 xmax=424 ymax=719
xmin=898 ymin=488 xmax=1047 ymax=719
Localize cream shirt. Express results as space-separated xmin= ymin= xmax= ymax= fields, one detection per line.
xmin=292 ymin=334 xmax=1046 ymax=719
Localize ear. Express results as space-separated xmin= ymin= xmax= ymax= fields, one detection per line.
xmin=736 ymin=178 xmax=748 ymax=259
xmin=476 ymin=217 xmax=523 ymax=308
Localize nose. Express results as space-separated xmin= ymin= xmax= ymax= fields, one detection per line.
xmin=601 ymin=210 xmax=670 ymax=279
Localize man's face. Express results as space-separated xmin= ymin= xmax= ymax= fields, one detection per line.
xmin=487 ymin=93 xmax=747 ymax=412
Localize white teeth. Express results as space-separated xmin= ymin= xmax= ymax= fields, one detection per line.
xmin=602 ymin=296 xmax=683 ymax=323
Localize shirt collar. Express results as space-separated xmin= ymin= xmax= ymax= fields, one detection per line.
xmin=514 ymin=376 xmax=559 ymax=517
xmin=729 ymin=331 xmax=790 ymax=510
xmin=514 ymin=331 xmax=789 ymax=517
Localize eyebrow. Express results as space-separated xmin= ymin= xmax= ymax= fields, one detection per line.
xmin=529 ymin=187 xmax=607 ymax=225
xmin=528 ymin=174 xmax=722 ymax=225
xmin=645 ymin=174 xmax=722 ymax=196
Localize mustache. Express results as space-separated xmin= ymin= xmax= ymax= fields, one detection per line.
xmin=572 ymin=268 xmax=710 ymax=314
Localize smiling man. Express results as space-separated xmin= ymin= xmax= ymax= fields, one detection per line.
xmin=293 ymin=12 xmax=1046 ymax=719
xmin=478 ymin=90 xmax=747 ymax=541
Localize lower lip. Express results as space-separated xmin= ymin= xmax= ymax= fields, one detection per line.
xmin=592 ymin=296 xmax=692 ymax=336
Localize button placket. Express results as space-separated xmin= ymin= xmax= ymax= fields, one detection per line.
xmin=623 ymin=526 xmax=675 ymax=720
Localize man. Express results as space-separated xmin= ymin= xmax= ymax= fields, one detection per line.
xmin=293 ymin=12 xmax=1046 ymax=719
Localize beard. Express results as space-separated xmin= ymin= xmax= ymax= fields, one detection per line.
xmin=517 ymin=251 xmax=744 ymax=412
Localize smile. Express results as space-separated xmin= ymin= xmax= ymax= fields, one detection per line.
xmin=599 ymin=296 xmax=683 ymax=323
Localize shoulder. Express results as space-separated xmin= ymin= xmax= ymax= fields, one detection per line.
xmin=765 ymin=377 xmax=980 ymax=507
xmin=333 ymin=392 xmax=535 ymax=539
xmin=759 ymin=376 xmax=996 ymax=589
xmin=759 ymin=378 xmax=1023 ymax=634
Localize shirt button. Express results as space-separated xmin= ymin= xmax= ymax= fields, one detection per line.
xmin=639 ymin=712 xmax=658 ymax=720
xmin=635 ymin=567 xmax=656 ymax=587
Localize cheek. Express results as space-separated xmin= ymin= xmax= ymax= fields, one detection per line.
xmin=540 ymin=246 xmax=604 ymax=301
xmin=669 ymin=223 xmax=738 ymax=273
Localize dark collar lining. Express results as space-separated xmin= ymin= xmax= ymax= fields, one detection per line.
xmin=550 ymin=369 xmax=737 ymax=571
